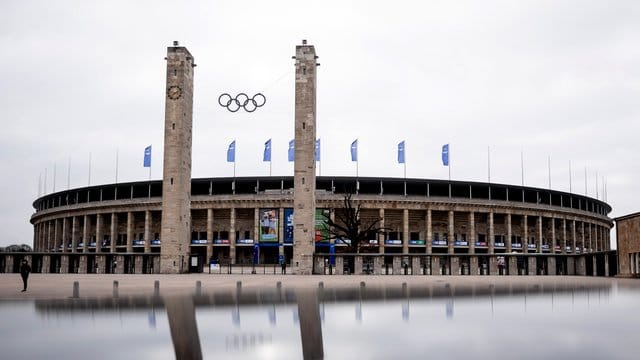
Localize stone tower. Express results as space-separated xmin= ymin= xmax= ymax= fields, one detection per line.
xmin=292 ymin=40 xmax=319 ymax=274
xmin=160 ymin=42 xmax=195 ymax=273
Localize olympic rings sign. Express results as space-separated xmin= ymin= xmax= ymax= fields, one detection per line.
xmin=218 ymin=93 xmax=266 ymax=113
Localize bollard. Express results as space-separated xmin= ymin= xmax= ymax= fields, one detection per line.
xmin=360 ymin=281 xmax=366 ymax=288
xmin=113 ymin=280 xmax=119 ymax=298
xmin=276 ymin=281 xmax=282 ymax=289
xmin=236 ymin=281 xmax=242 ymax=291
xmin=402 ymin=282 xmax=407 ymax=296
xmin=72 ymin=281 xmax=79 ymax=298
xmin=318 ymin=281 xmax=324 ymax=289
xmin=195 ymin=281 xmax=202 ymax=296
xmin=154 ymin=280 xmax=160 ymax=297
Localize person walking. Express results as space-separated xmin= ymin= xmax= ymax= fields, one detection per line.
xmin=20 ymin=259 xmax=31 ymax=292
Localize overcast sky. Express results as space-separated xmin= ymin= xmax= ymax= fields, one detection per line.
xmin=1 ymin=0 xmax=639 ymax=247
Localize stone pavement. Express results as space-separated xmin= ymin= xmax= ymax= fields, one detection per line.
xmin=0 ymin=273 xmax=638 ymax=300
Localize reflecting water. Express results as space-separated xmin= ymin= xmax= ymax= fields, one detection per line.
xmin=0 ymin=281 xmax=638 ymax=360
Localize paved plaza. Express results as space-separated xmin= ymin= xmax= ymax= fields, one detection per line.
xmin=0 ymin=273 xmax=637 ymax=300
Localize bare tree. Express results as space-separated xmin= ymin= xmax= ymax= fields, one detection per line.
xmin=322 ymin=192 xmax=386 ymax=253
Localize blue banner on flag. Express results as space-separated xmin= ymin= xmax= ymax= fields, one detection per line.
xmin=288 ymin=140 xmax=295 ymax=162
xmin=315 ymin=139 xmax=320 ymax=161
xmin=350 ymin=139 xmax=358 ymax=162
xmin=442 ymin=144 xmax=449 ymax=166
xmin=227 ymin=140 xmax=236 ymax=162
xmin=143 ymin=145 xmax=152 ymax=167
xmin=263 ymin=139 xmax=271 ymax=162
xmin=397 ymin=141 xmax=405 ymax=164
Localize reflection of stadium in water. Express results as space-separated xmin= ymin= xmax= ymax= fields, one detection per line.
xmin=18 ymin=279 xmax=639 ymax=359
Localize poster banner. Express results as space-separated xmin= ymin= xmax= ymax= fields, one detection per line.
xmin=315 ymin=209 xmax=330 ymax=243
xmin=284 ymin=208 xmax=294 ymax=243
xmin=259 ymin=208 xmax=279 ymax=242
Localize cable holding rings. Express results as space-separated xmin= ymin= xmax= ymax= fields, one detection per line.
xmin=218 ymin=93 xmax=266 ymax=113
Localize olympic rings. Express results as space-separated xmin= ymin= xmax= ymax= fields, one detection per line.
xmin=218 ymin=93 xmax=266 ymax=113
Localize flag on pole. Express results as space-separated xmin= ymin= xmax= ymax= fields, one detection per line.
xmin=263 ymin=139 xmax=271 ymax=162
xmin=143 ymin=145 xmax=152 ymax=167
xmin=350 ymin=139 xmax=358 ymax=161
xmin=288 ymin=140 xmax=295 ymax=162
xmin=315 ymin=139 xmax=320 ymax=161
xmin=397 ymin=141 xmax=405 ymax=164
xmin=227 ymin=140 xmax=236 ymax=162
xmin=442 ymin=144 xmax=449 ymax=166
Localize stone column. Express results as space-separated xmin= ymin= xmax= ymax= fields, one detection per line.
xmin=448 ymin=210 xmax=454 ymax=254
xmin=506 ymin=213 xmax=512 ymax=253
xmin=581 ymin=221 xmax=585 ymax=253
xmin=229 ymin=208 xmax=236 ymax=264
xmin=110 ymin=213 xmax=117 ymax=253
xmin=488 ymin=211 xmax=495 ymax=254
xmin=62 ymin=217 xmax=69 ymax=253
xmin=206 ymin=208 xmax=213 ymax=262
xmin=126 ymin=211 xmax=134 ymax=253
xmin=60 ymin=255 xmax=69 ymax=274
xmin=468 ymin=211 xmax=475 ymax=254
xmin=567 ymin=257 xmax=576 ymax=275
xmin=576 ymin=256 xmax=586 ymax=276
xmin=523 ymin=215 xmax=528 ymax=252
xmin=528 ymin=257 xmax=536 ymax=275
xmin=354 ymin=256 xmax=363 ymax=274
xmin=79 ymin=255 xmax=87 ymax=273
xmin=537 ymin=216 xmax=543 ymax=253
xmin=71 ymin=216 xmax=79 ymax=253
xmin=279 ymin=207 xmax=285 ymax=258
xmin=291 ymin=41 xmax=319 ymax=275
xmin=54 ymin=219 xmax=60 ymax=252
xmin=470 ymin=256 xmax=479 ymax=275
xmin=160 ymin=44 xmax=195 ymax=274
xmin=551 ymin=217 xmax=556 ymax=254
xmin=605 ymin=255 xmax=610 ymax=277
xmin=144 ymin=210 xmax=151 ymax=253
xmin=254 ymin=208 xmax=260 ymax=246
xmin=393 ymin=256 xmax=401 ymax=274
xmin=562 ymin=218 xmax=567 ymax=254
xmin=508 ymin=256 xmax=517 ymax=275
xmin=379 ymin=208 xmax=385 ymax=254
xmin=426 ymin=209 xmax=432 ymax=255
xmin=403 ymin=209 xmax=409 ymax=254
xmin=42 ymin=255 xmax=50 ymax=274
xmin=432 ymin=256 xmax=440 ymax=275
xmin=592 ymin=256 xmax=597 ymax=276
xmin=374 ymin=256 xmax=384 ymax=275
xmin=451 ymin=256 xmax=460 ymax=275
xmin=46 ymin=221 xmax=53 ymax=252
xmin=83 ymin=215 xmax=89 ymax=253
xmin=571 ymin=219 xmax=577 ymax=253
xmin=547 ymin=256 xmax=556 ymax=275
xmin=96 ymin=255 xmax=105 ymax=274
xmin=135 ymin=256 xmax=143 ymax=274
xmin=96 ymin=214 xmax=103 ymax=253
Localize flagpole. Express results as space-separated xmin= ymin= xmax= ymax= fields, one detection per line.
xmin=520 ymin=150 xmax=524 ymax=186
xmin=115 ymin=149 xmax=119 ymax=184
xmin=67 ymin=156 xmax=71 ymax=190
xmin=53 ymin=162 xmax=57 ymax=192
xmin=38 ymin=172 xmax=42 ymax=197
xmin=88 ymin=152 xmax=92 ymax=186
xmin=487 ymin=146 xmax=491 ymax=183
xmin=448 ymin=145 xmax=451 ymax=181
xmin=548 ymin=155 xmax=551 ymax=190
xmin=595 ymin=171 xmax=599 ymax=200
xmin=584 ymin=166 xmax=587 ymax=196
xmin=569 ymin=160 xmax=572 ymax=193
xmin=44 ymin=168 xmax=47 ymax=195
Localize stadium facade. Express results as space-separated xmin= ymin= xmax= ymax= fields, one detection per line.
xmin=3 ymin=42 xmax=616 ymax=275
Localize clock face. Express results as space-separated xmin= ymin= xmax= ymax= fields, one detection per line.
xmin=167 ymin=85 xmax=182 ymax=100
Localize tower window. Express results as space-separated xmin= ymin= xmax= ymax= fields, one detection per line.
xmin=173 ymin=69 xmax=177 ymax=76
xmin=303 ymin=67 xmax=306 ymax=75
xmin=303 ymin=122 xmax=306 ymax=129
xmin=171 ymin=178 xmax=174 ymax=185
xmin=172 ymin=123 xmax=175 ymax=130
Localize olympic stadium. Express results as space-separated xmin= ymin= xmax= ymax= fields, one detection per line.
xmin=19 ymin=174 xmax=615 ymax=276
xmin=1 ymin=41 xmax=616 ymax=276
